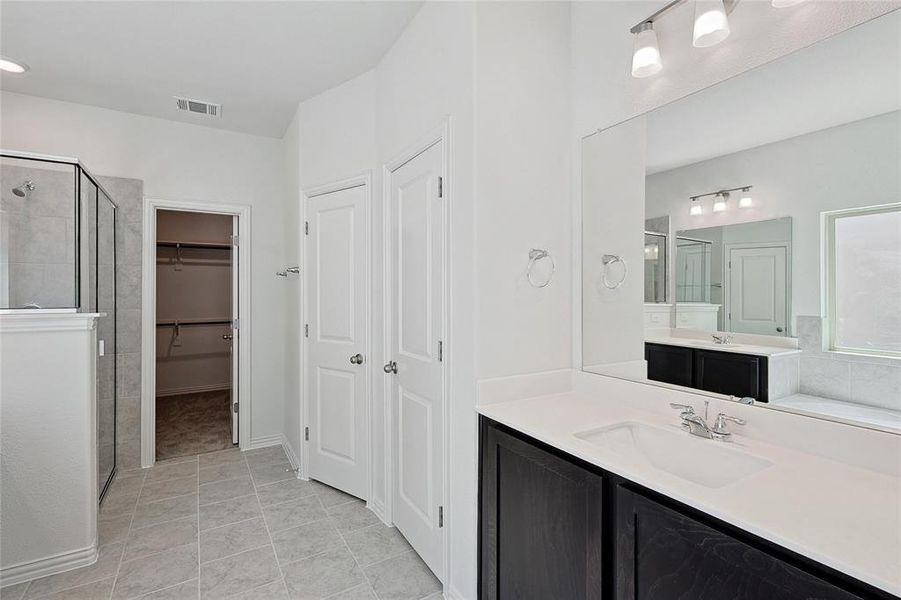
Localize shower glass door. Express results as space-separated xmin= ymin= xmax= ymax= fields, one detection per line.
xmin=96 ymin=186 xmax=117 ymax=499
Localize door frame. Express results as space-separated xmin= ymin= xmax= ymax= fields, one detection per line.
xmin=299 ymin=173 xmax=373 ymax=497
xmin=381 ymin=119 xmax=451 ymax=582
xmin=140 ymin=197 xmax=252 ymax=468
xmin=724 ymin=241 xmax=791 ymax=335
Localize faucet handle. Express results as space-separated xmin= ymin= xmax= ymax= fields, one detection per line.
xmin=669 ymin=403 xmax=694 ymax=414
xmin=713 ymin=413 xmax=746 ymax=438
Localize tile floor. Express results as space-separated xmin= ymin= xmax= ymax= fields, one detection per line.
xmin=155 ymin=390 xmax=235 ymax=461
xmin=2 ymin=446 xmax=442 ymax=600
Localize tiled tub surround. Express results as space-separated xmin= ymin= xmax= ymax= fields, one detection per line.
xmin=1 ymin=446 xmax=441 ymax=600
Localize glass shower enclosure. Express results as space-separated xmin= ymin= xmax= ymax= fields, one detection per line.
xmin=1 ymin=151 xmax=119 ymax=501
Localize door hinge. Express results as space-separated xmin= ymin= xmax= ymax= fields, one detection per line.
xmin=232 ymin=234 xmax=239 ymax=247
xmin=304 ymin=221 xmax=309 ymax=235
xmin=233 ymin=402 xmax=239 ymax=414
xmin=233 ymin=318 xmax=240 ymax=331
xmin=304 ymin=426 xmax=309 ymax=441
xmin=304 ymin=324 xmax=309 ymax=338
xmin=438 ymin=340 xmax=443 ymax=362
xmin=438 ymin=176 xmax=443 ymax=198
xmin=438 ymin=505 xmax=444 ymax=528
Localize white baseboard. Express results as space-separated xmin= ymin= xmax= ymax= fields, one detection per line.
xmin=368 ymin=498 xmax=388 ymax=525
xmin=245 ymin=434 xmax=282 ymax=451
xmin=0 ymin=543 xmax=98 ymax=587
xmin=444 ymin=584 xmax=467 ymax=600
xmin=281 ymin=434 xmax=301 ymax=473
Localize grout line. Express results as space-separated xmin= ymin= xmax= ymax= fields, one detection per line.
xmin=244 ymin=455 xmax=286 ymax=597
xmin=332 ymin=495 xmax=381 ymax=600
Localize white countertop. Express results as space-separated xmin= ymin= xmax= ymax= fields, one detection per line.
xmin=477 ymin=390 xmax=901 ymax=596
xmin=646 ymin=334 xmax=802 ymax=357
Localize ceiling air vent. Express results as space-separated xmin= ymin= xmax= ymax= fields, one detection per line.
xmin=174 ymin=96 xmax=221 ymax=118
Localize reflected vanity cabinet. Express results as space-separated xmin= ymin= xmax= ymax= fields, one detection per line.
xmin=645 ymin=343 xmax=769 ymax=403
xmin=479 ymin=417 xmax=891 ymax=600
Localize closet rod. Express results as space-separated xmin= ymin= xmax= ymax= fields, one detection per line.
xmin=157 ymin=240 xmax=232 ymax=250
xmin=156 ymin=319 xmax=232 ymax=327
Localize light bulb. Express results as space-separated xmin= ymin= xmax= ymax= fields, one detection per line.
xmin=739 ymin=188 xmax=753 ymax=208
xmin=0 ymin=57 xmax=28 ymax=74
xmin=632 ymin=22 xmax=663 ymax=78
xmin=772 ymin=0 xmax=805 ymax=7
xmin=690 ymin=200 xmax=703 ymax=216
xmin=713 ymin=194 xmax=727 ymax=212
xmin=693 ymin=0 xmax=731 ymax=48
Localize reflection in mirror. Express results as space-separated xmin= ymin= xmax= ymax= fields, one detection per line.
xmin=581 ymin=11 xmax=901 ymax=434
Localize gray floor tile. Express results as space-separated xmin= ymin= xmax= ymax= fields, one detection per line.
xmin=271 ymin=519 xmax=342 ymax=565
xmin=225 ymin=580 xmax=288 ymax=600
xmin=0 ymin=582 xmax=29 ymax=600
xmin=139 ymin=475 xmax=198 ymax=504
xmin=198 ymin=448 xmax=245 ymax=467
xmin=131 ymin=494 xmax=198 ymax=529
xmin=144 ymin=461 xmax=198 ymax=484
xmin=262 ymin=495 xmax=328 ymax=533
xmin=98 ymin=513 xmax=133 ymax=545
xmin=325 ymin=584 xmax=378 ymax=600
xmin=199 ymin=476 xmax=255 ymax=505
xmin=123 ymin=517 xmax=198 ymax=561
xmin=255 ymin=478 xmax=318 ymax=507
xmin=100 ymin=488 xmax=141 ymax=518
xmin=112 ymin=543 xmax=198 ymax=600
xmin=137 ymin=579 xmax=198 ymax=600
xmin=342 ymin=524 xmax=412 ymax=567
xmin=326 ymin=501 xmax=379 ymax=533
xmin=364 ymin=551 xmax=441 ymax=600
xmin=281 ymin=546 xmax=363 ymax=600
xmin=200 ymin=517 xmax=271 ymax=564
xmin=243 ymin=446 xmax=287 ymax=467
xmin=34 ymin=577 xmax=114 ymax=599
xmin=24 ymin=542 xmax=124 ymax=599
xmin=154 ymin=455 xmax=199 ymax=467
xmin=199 ymin=460 xmax=250 ymax=485
xmin=249 ymin=461 xmax=295 ymax=486
xmin=199 ymin=494 xmax=262 ymax=531
xmin=199 ymin=546 xmax=280 ymax=599
xmin=313 ymin=483 xmax=360 ymax=508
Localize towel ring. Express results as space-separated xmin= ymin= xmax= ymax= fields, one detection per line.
xmin=527 ymin=248 xmax=555 ymax=288
xmin=602 ymin=254 xmax=627 ymax=289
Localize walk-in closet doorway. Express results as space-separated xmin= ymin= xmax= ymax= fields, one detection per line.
xmin=141 ymin=199 xmax=252 ymax=468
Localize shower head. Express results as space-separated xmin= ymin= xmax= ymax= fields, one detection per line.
xmin=12 ymin=180 xmax=35 ymax=198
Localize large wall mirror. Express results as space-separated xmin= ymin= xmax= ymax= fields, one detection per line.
xmin=581 ymin=10 xmax=900 ymax=433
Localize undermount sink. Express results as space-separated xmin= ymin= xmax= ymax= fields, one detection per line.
xmin=574 ymin=421 xmax=772 ymax=488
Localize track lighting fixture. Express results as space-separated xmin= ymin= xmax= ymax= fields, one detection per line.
xmin=689 ymin=185 xmax=753 ymax=215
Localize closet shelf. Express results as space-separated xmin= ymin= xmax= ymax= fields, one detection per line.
xmin=157 ymin=240 xmax=232 ymax=250
xmin=157 ymin=319 xmax=232 ymax=327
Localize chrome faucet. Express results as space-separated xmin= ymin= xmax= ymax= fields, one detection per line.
xmin=670 ymin=402 xmax=746 ymax=440
xmin=711 ymin=333 xmax=734 ymax=345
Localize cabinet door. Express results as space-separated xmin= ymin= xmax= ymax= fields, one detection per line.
xmin=693 ymin=349 xmax=766 ymax=402
xmin=645 ymin=343 xmax=693 ymax=387
xmin=480 ymin=419 xmax=603 ymax=600
xmin=615 ymin=486 xmax=865 ymax=600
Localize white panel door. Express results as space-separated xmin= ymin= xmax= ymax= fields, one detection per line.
xmin=728 ymin=246 xmax=787 ymax=336
xmin=231 ymin=215 xmax=239 ymax=444
xmin=387 ymin=141 xmax=444 ymax=581
xmin=307 ymin=185 xmax=368 ymax=499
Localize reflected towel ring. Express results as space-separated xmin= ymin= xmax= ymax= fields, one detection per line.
xmin=527 ymin=248 xmax=555 ymax=288
xmin=602 ymin=254 xmax=627 ymax=289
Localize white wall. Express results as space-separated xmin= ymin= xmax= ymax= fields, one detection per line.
xmin=646 ymin=111 xmax=900 ymax=327
xmin=0 ymin=91 xmax=290 ymax=446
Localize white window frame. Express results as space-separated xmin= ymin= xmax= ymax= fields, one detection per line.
xmin=822 ymin=202 xmax=901 ymax=359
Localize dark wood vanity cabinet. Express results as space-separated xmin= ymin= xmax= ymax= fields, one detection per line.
xmin=645 ymin=343 xmax=769 ymax=403
xmin=480 ymin=420 xmax=604 ymax=600
xmin=479 ymin=417 xmax=893 ymax=600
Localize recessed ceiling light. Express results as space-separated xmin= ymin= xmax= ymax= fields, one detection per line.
xmin=0 ymin=57 xmax=29 ymax=74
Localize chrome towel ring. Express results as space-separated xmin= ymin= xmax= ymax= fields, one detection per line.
xmin=602 ymin=254 xmax=627 ymax=289
xmin=527 ymin=248 xmax=555 ymax=288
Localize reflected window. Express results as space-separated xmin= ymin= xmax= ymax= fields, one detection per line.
xmin=826 ymin=204 xmax=901 ymax=357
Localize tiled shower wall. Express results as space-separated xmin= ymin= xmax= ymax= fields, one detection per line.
xmin=98 ymin=175 xmax=144 ymax=470
xmin=797 ymin=315 xmax=901 ymax=412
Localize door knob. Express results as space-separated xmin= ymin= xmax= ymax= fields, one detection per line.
xmin=383 ymin=360 xmax=398 ymax=374
xmin=222 ymin=334 xmax=233 ymax=340
xmin=350 ymin=353 xmax=364 ymax=365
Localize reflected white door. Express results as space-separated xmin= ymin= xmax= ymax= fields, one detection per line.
xmin=307 ymin=185 xmax=368 ymax=499
xmin=231 ymin=215 xmax=239 ymax=444
xmin=387 ymin=141 xmax=445 ymax=581
xmin=727 ymin=246 xmax=787 ymax=336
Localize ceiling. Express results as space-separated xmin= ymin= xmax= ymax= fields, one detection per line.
xmin=645 ymin=9 xmax=900 ymax=174
xmin=0 ymin=1 xmax=422 ymax=138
